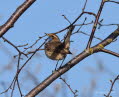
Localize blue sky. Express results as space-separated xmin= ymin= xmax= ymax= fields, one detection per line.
xmin=0 ymin=0 xmax=119 ymax=97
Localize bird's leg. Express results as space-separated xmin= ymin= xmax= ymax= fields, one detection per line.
xmin=38 ymin=49 xmax=45 ymax=50
xmin=55 ymin=60 xmax=59 ymax=71
xmin=59 ymin=57 xmax=66 ymax=68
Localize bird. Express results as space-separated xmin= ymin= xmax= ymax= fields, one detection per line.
xmin=45 ymin=25 xmax=75 ymax=61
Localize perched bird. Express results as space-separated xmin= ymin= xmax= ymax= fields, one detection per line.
xmin=45 ymin=26 xmax=75 ymax=60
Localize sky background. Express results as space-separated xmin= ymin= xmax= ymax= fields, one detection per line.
xmin=0 ymin=0 xmax=119 ymax=97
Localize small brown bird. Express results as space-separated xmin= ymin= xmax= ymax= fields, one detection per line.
xmin=45 ymin=26 xmax=75 ymax=60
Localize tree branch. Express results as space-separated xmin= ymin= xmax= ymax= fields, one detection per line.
xmin=104 ymin=75 xmax=119 ymax=97
xmin=101 ymin=48 xmax=119 ymax=57
xmin=86 ymin=0 xmax=105 ymax=49
xmin=25 ymin=27 xmax=119 ymax=97
xmin=0 ymin=0 xmax=36 ymax=38
xmin=106 ymin=0 xmax=119 ymax=4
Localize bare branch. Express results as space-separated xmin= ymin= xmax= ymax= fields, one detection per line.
xmin=101 ymin=49 xmax=119 ymax=57
xmin=54 ymin=11 xmax=96 ymax=34
xmin=60 ymin=77 xmax=78 ymax=97
xmin=86 ymin=0 xmax=105 ymax=49
xmin=73 ymin=31 xmax=102 ymax=41
xmin=0 ymin=0 xmax=36 ymax=38
xmin=2 ymin=37 xmax=27 ymax=57
xmin=0 ymin=39 xmax=48 ymax=96
xmin=106 ymin=0 xmax=119 ymax=4
xmin=104 ymin=75 xmax=119 ymax=97
xmin=82 ymin=0 xmax=88 ymax=12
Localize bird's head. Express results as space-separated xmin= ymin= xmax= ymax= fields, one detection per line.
xmin=46 ymin=33 xmax=60 ymax=42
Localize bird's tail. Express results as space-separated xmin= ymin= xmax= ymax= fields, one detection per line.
xmin=64 ymin=25 xmax=75 ymax=49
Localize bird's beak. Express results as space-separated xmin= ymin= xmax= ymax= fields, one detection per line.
xmin=45 ymin=33 xmax=48 ymax=36
xmin=45 ymin=33 xmax=50 ymax=36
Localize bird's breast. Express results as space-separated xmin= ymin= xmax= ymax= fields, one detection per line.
xmin=45 ymin=41 xmax=67 ymax=60
xmin=45 ymin=50 xmax=66 ymax=60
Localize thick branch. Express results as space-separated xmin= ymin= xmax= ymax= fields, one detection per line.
xmin=25 ymin=27 xmax=119 ymax=97
xmin=0 ymin=0 xmax=36 ymax=37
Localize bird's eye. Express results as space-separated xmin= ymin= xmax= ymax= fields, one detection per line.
xmin=51 ymin=36 xmax=54 ymax=38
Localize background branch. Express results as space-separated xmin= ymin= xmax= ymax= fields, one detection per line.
xmin=104 ymin=75 xmax=119 ymax=97
xmin=0 ymin=0 xmax=36 ymax=38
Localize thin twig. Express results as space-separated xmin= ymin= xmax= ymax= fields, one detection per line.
xmin=104 ymin=75 xmax=119 ymax=97
xmin=101 ymin=49 xmax=119 ymax=57
xmin=24 ymin=37 xmax=43 ymax=50
xmin=60 ymin=77 xmax=78 ymax=97
xmin=74 ymin=20 xmax=93 ymax=26
xmin=62 ymin=15 xmax=71 ymax=24
xmin=17 ymin=79 xmax=23 ymax=97
xmin=86 ymin=0 xmax=105 ymax=49
xmin=0 ymin=77 xmax=16 ymax=94
xmin=17 ymin=43 xmax=28 ymax=47
xmin=2 ymin=37 xmax=27 ymax=57
xmin=82 ymin=0 xmax=88 ymax=12
xmin=0 ymin=39 xmax=47 ymax=96
xmin=73 ymin=31 xmax=102 ymax=41
xmin=106 ymin=1 xmax=119 ymax=4
xmin=11 ymin=79 xmax=16 ymax=97
xmin=54 ymin=11 xmax=96 ymax=34
xmin=26 ymin=49 xmax=45 ymax=55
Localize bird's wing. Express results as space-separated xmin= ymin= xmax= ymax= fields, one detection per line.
xmin=63 ymin=25 xmax=75 ymax=49
xmin=45 ymin=41 xmax=62 ymax=52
